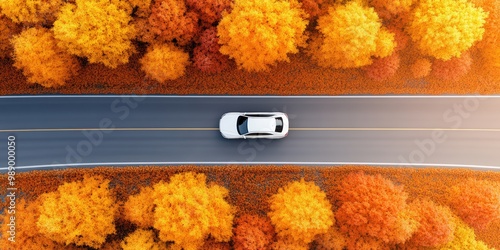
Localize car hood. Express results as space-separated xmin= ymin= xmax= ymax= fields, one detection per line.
xmin=219 ymin=113 xmax=240 ymax=137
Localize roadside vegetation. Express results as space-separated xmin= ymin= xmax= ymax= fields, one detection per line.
xmin=0 ymin=0 xmax=499 ymax=94
xmin=1 ymin=166 xmax=500 ymax=249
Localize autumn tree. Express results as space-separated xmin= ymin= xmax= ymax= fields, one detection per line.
xmin=411 ymin=58 xmax=432 ymax=79
xmin=193 ymin=27 xmax=230 ymax=74
xmin=438 ymin=215 xmax=493 ymax=250
xmin=218 ymin=0 xmax=309 ymax=72
xmin=233 ymin=214 xmax=276 ymax=250
xmin=0 ymin=15 xmax=20 ymax=58
xmin=268 ymin=178 xmax=334 ymax=247
xmin=36 ymin=175 xmax=118 ymax=249
xmin=140 ymin=43 xmax=190 ymax=83
xmin=0 ymin=199 xmax=60 ymax=250
xmin=369 ymin=0 xmax=414 ymax=19
xmin=121 ymin=229 xmax=167 ymax=250
xmin=152 ymin=172 xmax=235 ymax=250
xmin=310 ymin=1 xmax=396 ymax=68
xmin=148 ymin=0 xmax=199 ymax=45
xmin=407 ymin=0 xmax=487 ymax=60
xmin=473 ymin=0 xmax=500 ymax=80
xmin=11 ymin=27 xmax=80 ymax=88
xmin=406 ymin=199 xmax=455 ymax=248
xmin=52 ymin=0 xmax=136 ymax=68
xmin=313 ymin=226 xmax=347 ymax=250
xmin=447 ymin=178 xmax=500 ymax=231
xmin=335 ymin=171 xmax=417 ymax=245
xmin=185 ymin=0 xmax=232 ymax=25
xmin=0 ymin=0 xmax=63 ymax=24
xmin=123 ymin=186 xmax=155 ymax=228
xmin=363 ymin=52 xmax=400 ymax=81
xmin=431 ymin=51 xmax=472 ymax=82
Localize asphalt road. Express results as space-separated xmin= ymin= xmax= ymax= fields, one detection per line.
xmin=1 ymin=95 xmax=500 ymax=172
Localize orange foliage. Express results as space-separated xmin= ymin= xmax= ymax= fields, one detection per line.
xmin=268 ymin=178 xmax=334 ymax=245
xmin=148 ymin=0 xmax=199 ymax=45
xmin=0 ymin=199 xmax=60 ymax=250
xmin=202 ymin=238 xmax=232 ymax=250
xmin=411 ymin=58 xmax=432 ymax=79
xmin=345 ymin=236 xmax=391 ymax=250
xmin=140 ymin=43 xmax=190 ymax=83
xmin=152 ymin=172 xmax=235 ymax=249
xmin=11 ymin=27 xmax=80 ymax=88
xmin=0 ymin=15 xmax=21 ymax=58
xmin=193 ymin=28 xmax=230 ymax=74
xmin=387 ymin=25 xmax=409 ymax=52
xmin=407 ymin=199 xmax=455 ymax=247
xmin=0 ymin=0 xmax=63 ymax=24
xmin=447 ymin=178 xmax=500 ymax=231
xmin=36 ymin=175 xmax=118 ymax=248
xmin=271 ymin=238 xmax=309 ymax=250
xmin=431 ymin=51 xmax=472 ymax=82
xmin=185 ymin=0 xmax=232 ymax=24
xmin=369 ymin=0 xmax=414 ymax=19
xmin=363 ymin=52 xmax=400 ymax=81
xmin=313 ymin=226 xmax=347 ymax=250
xmin=335 ymin=171 xmax=416 ymax=244
xmin=123 ymin=186 xmax=155 ymax=228
xmin=233 ymin=214 xmax=276 ymax=250
xmin=120 ymin=229 xmax=167 ymax=250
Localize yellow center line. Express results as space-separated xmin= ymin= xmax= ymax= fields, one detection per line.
xmin=1 ymin=128 xmax=500 ymax=132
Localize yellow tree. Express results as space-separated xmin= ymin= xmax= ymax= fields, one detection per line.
xmin=310 ymin=1 xmax=396 ymax=68
xmin=36 ymin=175 xmax=118 ymax=249
xmin=121 ymin=229 xmax=167 ymax=250
xmin=218 ymin=0 xmax=309 ymax=72
xmin=52 ymin=0 xmax=136 ymax=68
xmin=123 ymin=186 xmax=155 ymax=228
xmin=152 ymin=172 xmax=235 ymax=250
xmin=140 ymin=43 xmax=190 ymax=83
xmin=407 ymin=0 xmax=487 ymax=60
xmin=11 ymin=27 xmax=80 ymax=88
xmin=0 ymin=0 xmax=63 ymax=24
xmin=438 ymin=215 xmax=493 ymax=250
xmin=268 ymin=178 xmax=334 ymax=247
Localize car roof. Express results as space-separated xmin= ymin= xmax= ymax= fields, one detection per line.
xmin=247 ymin=117 xmax=276 ymax=133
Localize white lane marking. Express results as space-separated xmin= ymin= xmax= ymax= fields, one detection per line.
xmin=2 ymin=162 xmax=500 ymax=171
xmin=0 ymin=95 xmax=499 ymax=98
xmin=2 ymin=127 xmax=500 ymax=132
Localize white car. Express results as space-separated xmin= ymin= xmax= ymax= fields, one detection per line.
xmin=219 ymin=112 xmax=289 ymax=139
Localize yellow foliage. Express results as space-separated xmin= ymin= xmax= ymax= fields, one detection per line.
xmin=217 ymin=0 xmax=309 ymax=72
xmin=52 ymin=0 xmax=136 ymax=68
xmin=0 ymin=199 xmax=60 ymax=250
xmin=36 ymin=175 xmax=118 ymax=249
xmin=370 ymin=0 xmax=414 ymax=16
xmin=438 ymin=216 xmax=493 ymax=250
xmin=407 ymin=0 xmax=488 ymax=60
xmin=268 ymin=178 xmax=334 ymax=245
xmin=11 ymin=27 xmax=80 ymax=88
xmin=0 ymin=0 xmax=63 ymax=24
xmin=121 ymin=229 xmax=167 ymax=250
xmin=0 ymin=15 xmax=21 ymax=58
xmin=123 ymin=186 xmax=155 ymax=228
xmin=140 ymin=43 xmax=190 ymax=83
xmin=312 ymin=2 xmax=392 ymax=68
xmin=152 ymin=172 xmax=235 ymax=250
xmin=374 ymin=27 xmax=396 ymax=58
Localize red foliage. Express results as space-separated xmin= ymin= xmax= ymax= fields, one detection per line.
xmin=387 ymin=26 xmax=409 ymax=52
xmin=431 ymin=51 xmax=472 ymax=82
xmin=335 ymin=171 xmax=412 ymax=243
xmin=202 ymin=238 xmax=231 ymax=250
xmin=148 ymin=0 xmax=200 ymax=45
xmin=185 ymin=0 xmax=232 ymax=25
xmin=193 ymin=28 xmax=230 ymax=73
xmin=363 ymin=53 xmax=400 ymax=81
xmin=448 ymin=178 xmax=500 ymax=230
xmin=233 ymin=214 xmax=276 ymax=250
xmin=299 ymin=0 xmax=324 ymax=18
xmin=407 ymin=199 xmax=455 ymax=247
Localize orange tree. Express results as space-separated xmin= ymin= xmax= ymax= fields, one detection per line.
xmin=152 ymin=172 xmax=235 ymax=249
xmin=268 ymin=178 xmax=334 ymax=247
xmin=11 ymin=27 xmax=80 ymax=88
xmin=0 ymin=0 xmax=63 ymax=24
xmin=406 ymin=0 xmax=487 ymax=60
xmin=120 ymin=229 xmax=167 ymax=250
xmin=335 ymin=171 xmax=417 ymax=245
xmin=438 ymin=215 xmax=493 ymax=250
xmin=185 ymin=0 xmax=232 ymax=25
xmin=52 ymin=0 xmax=136 ymax=68
xmin=140 ymin=43 xmax=190 ymax=83
xmin=193 ymin=27 xmax=230 ymax=74
xmin=217 ymin=0 xmax=309 ymax=72
xmin=447 ymin=178 xmax=500 ymax=231
xmin=148 ymin=0 xmax=199 ymax=45
xmin=310 ymin=1 xmax=396 ymax=68
xmin=0 ymin=15 xmax=21 ymax=58
xmin=232 ymin=214 xmax=276 ymax=250
xmin=36 ymin=175 xmax=118 ymax=249
xmin=313 ymin=226 xmax=347 ymax=250
xmin=123 ymin=186 xmax=155 ymax=228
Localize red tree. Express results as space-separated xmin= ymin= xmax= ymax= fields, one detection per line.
xmin=233 ymin=214 xmax=276 ymax=250
xmin=193 ymin=27 xmax=230 ymax=73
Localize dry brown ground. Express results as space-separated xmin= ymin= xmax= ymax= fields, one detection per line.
xmin=0 ymin=45 xmax=499 ymax=96
xmin=1 ymin=165 xmax=499 ymax=248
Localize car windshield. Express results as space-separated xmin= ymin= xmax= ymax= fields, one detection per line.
xmin=275 ymin=118 xmax=283 ymax=132
xmin=237 ymin=116 xmax=249 ymax=135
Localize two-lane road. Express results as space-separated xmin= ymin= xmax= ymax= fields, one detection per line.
xmin=1 ymin=95 xmax=500 ymax=172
